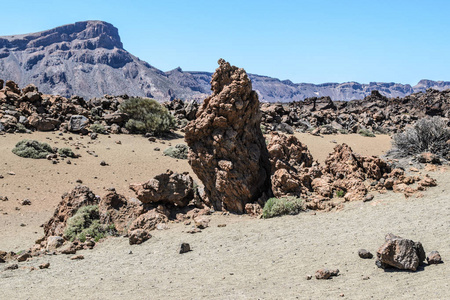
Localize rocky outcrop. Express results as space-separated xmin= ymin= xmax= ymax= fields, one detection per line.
xmin=185 ymin=59 xmax=271 ymax=213
xmin=44 ymin=185 xmax=99 ymax=238
xmin=376 ymin=233 xmax=426 ymax=271
xmin=267 ymin=132 xmax=316 ymax=197
xmin=98 ymin=189 xmax=144 ymax=234
xmin=129 ymin=170 xmax=194 ymax=207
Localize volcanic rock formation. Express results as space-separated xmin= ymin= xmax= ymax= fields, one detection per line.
xmin=185 ymin=59 xmax=271 ymax=213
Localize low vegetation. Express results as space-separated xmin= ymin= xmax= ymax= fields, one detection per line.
xmin=358 ymin=129 xmax=376 ymax=137
xmin=64 ymin=205 xmax=115 ymax=242
xmin=58 ymin=147 xmax=76 ymax=158
xmin=12 ymin=139 xmax=53 ymax=159
xmin=89 ymin=123 xmax=106 ymax=134
xmin=335 ymin=189 xmax=346 ymax=198
xmin=262 ymin=197 xmax=304 ymax=219
xmin=163 ymin=144 xmax=188 ymax=159
xmin=391 ymin=116 xmax=450 ymax=159
xmin=119 ymin=97 xmax=176 ymax=135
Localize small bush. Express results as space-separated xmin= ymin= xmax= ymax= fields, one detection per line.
xmin=64 ymin=205 xmax=114 ymax=242
xmin=12 ymin=139 xmax=53 ymax=159
xmin=391 ymin=116 xmax=450 ymax=158
xmin=260 ymin=124 xmax=267 ymax=134
xmin=90 ymin=123 xmax=106 ymax=134
xmin=15 ymin=123 xmax=27 ymax=133
xmin=335 ymin=189 xmax=345 ymax=198
xmin=58 ymin=148 xmax=76 ymax=158
xmin=262 ymin=197 xmax=304 ymax=219
xmin=163 ymin=144 xmax=188 ymax=159
xmin=358 ymin=129 xmax=376 ymax=137
xmin=119 ymin=97 xmax=176 ymax=135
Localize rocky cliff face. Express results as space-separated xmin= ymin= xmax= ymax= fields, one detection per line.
xmin=0 ymin=21 xmax=208 ymax=101
xmin=1 ymin=21 xmax=449 ymax=102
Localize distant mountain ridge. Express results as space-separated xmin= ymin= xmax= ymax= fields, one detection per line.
xmin=1 ymin=21 xmax=449 ymax=102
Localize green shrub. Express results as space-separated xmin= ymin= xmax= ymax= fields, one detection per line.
xmin=262 ymin=197 xmax=304 ymax=219
xmin=12 ymin=139 xmax=53 ymax=159
xmin=163 ymin=144 xmax=188 ymax=159
xmin=335 ymin=189 xmax=345 ymax=198
xmin=58 ymin=147 xmax=76 ymax=158
xmin=15 ymin=123 xmax=27 ymax=133
xmin=90 ymin=123 xmax=106 ymax=134
xmin=358 ymin=129 xmax=376 ymax=137
xmin=64 ymin=205 xmax=115 ymax=242
xmin=260 ymin=124 xmax=267 ymax=134
xmin=391 ymin=116 xmax=450 ymax=158
xmin=119 ymin=97 xmax=176 ymax=135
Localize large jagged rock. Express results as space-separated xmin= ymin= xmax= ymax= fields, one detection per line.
xmin=98 ymin=190 xmax=144 ymax=234
xmin=44 ymin=186 xmax=99 ymax=238
xmin=376 ymin=233 xmax=426 ymax=271
xmin=185 ymin=59 xmax=271 ymax=213
xmin=320 ymin=144 xmax=391 ymax=201
xmin=129 ymin=170 xmax=194 ymax=207
xmin=267 ymin=132 xmax=316 ymax=197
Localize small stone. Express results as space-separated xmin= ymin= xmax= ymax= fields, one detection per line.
xmin=187 ymin=228 xmax=202 ymax=234
xmin=179 ymin=243 xmax=191 ymax=254
xmin=76 ymin=179 xmax=83 ymax=184
xmin=358 ymin=249 xmax=373 ymax=259
xmin=128 ymin=229 xmax=151 ymax=245
xmin=17 ymin=253 xmax=31 ymax=262
xmin=427 ymin=251 xmax=443 ymax=264
xmin=362 ymin=276 xmax=370 ymax=280
xmin=115 ymin=140 xmax=122 ymax=145
xmin=315 ymin=268 xmax=339 ymax=279
xmin=363 ymin=194 xmax=374 ymax=202
xmin=100 ymin=161 xmax=107 ymax=166
xmin=306 ymin=275 xmax=312 ymax=280
xmin=0 ymin=196 xmax=8 ymax=201
xmin=70 ymin=255 xmax=84 ymax=260
xmin=7 ymin=172 xmax=15 ymax=175
xmin=148 ymin=137 xmax=156 ymax=142
xmin=154 ymin=147 xmax=160 ymax=151
xmin=4 ymin=263 xmax=18 ymax=271
xmin=217 ymin=224 xmax=227 ymax=228
xmin=66 ymin=160 xmax=72 ymax=164
xmin=39 ymin=262 xmax=50 ymax=269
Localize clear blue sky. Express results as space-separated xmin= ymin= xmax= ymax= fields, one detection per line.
xmin=1 ymin=0 xmax=449 ymax=85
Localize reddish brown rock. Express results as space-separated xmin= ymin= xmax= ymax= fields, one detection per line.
xmin=185 ymin=59 xmax=271 ymax=213
xmin=376 ymin=233 xmax=426 ymax=271
xmin=128 ymin=206 xmax=169 ymax=232
xmin=245 ymin=203 xmax=263 ymax=217
xmin=129 ymin=170 xmax=194 ymax=207
xmin=99 ymin=190 xmax=144 ymax=234
xmin=315 ymin=268 xmax=339 ymax=279
xmin=267 ymin=132 xmax=315 ymax=197
xmin=128 ymin=229 xmax=151 ymax=245
xmin=44 ymin=186 xmax=99 ymax=238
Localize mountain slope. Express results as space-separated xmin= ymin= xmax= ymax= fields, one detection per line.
xmin=1 ymin=21 xmax=449 ymax=102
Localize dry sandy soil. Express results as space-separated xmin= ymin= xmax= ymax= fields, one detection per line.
xmin=1 ymin=131 xmax=448 ymax=299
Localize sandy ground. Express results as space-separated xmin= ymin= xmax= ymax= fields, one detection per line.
xmin=1 ymin=131 xmax=448 ymax=299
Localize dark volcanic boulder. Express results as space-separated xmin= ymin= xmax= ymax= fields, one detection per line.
xmin=185 ymin=59 xmax=271 ymax=213
xmin=68 ymin=115 xmax=89 ymax=132
xmin=376 ymin=233 xmax=426 ymax=271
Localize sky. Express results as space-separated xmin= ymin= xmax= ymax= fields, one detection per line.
xmin=1 ymin=0 xmax=449 ymax=85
